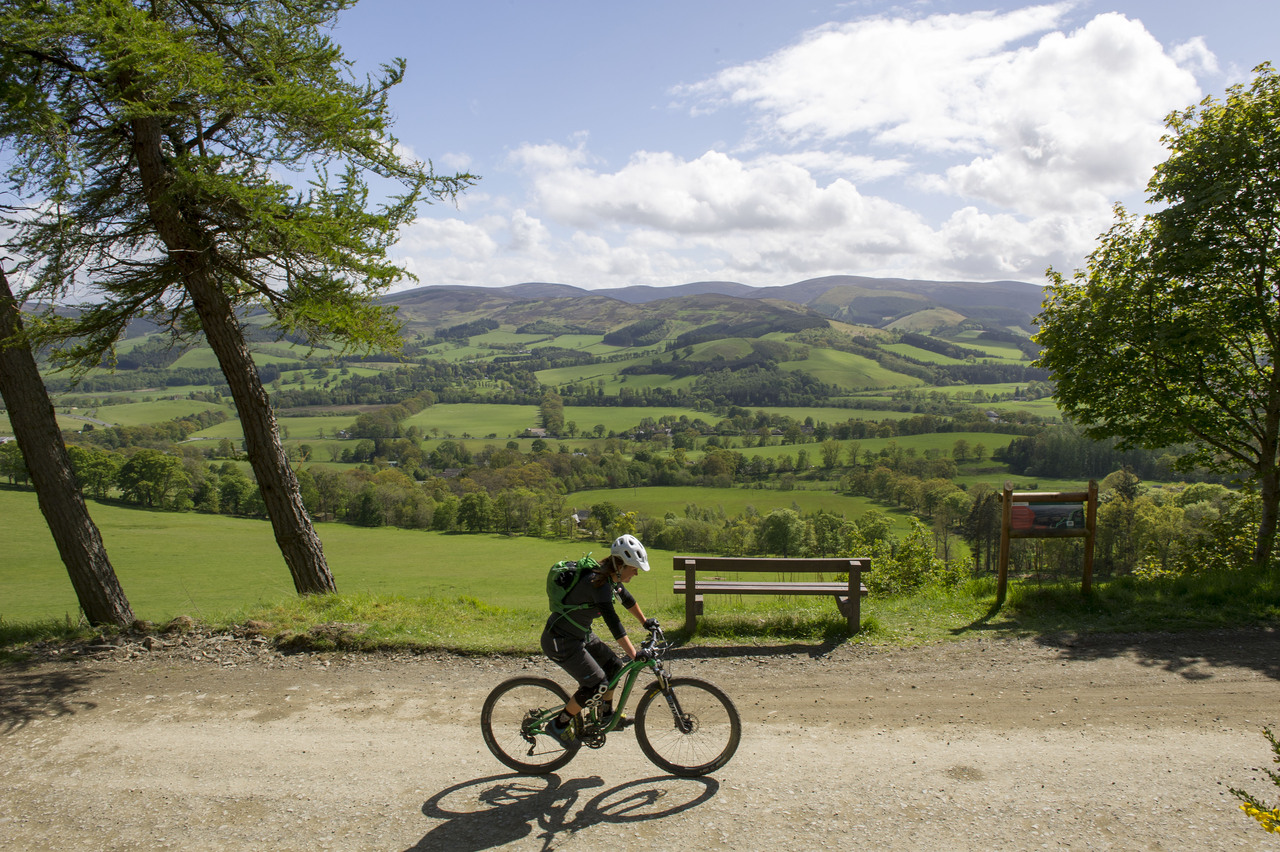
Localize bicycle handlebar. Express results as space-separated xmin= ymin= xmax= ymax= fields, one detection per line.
xmin=638 ymin=621 xmax=667 ymax=662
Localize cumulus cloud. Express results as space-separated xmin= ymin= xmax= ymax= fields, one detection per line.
xmin=684 ymin=6 xmax=1200 ymax=219
xmin=682 ymin=4 xmax=1074 ymax=150
xmin=1171 ymin=37 xmax=1219 ymax=77
xmin=515 ymin=147 xmax=899 ymax=233
xmin=391 ymin=4 xmax=1222 ymax=290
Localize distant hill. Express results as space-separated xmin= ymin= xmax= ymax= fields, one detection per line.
xmin=47 ymin=273 xmax=1048 ymax=397
xmin=383 ymin=274 xmax=1045 ymax=337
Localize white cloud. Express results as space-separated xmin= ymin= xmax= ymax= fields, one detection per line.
xmin=1172 ymin=37 xmax=1219 ymax=77
xmin=512 ymin=145 xmax=925 ymax=238
xmin=684 ymin=4 xmax=1075 ymax=150
xmin=685 ymin=6 xmax=1201 ymax=219
xmin=390 ymin=5 xmax=1222 ymax=290
xmin=436 ymin=151 xmax=475 ymax=174
xmin=935 ymin=13 xmax=1200 ymax=215
xmin=399 ymin=216 xmax=497 ymax=261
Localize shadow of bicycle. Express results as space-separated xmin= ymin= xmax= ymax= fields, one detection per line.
xmin=407 ymin=772 xmax=719 ymax=851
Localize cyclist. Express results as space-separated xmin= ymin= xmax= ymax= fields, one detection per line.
xmin=541 ymin=534 xmax=658 ymax=742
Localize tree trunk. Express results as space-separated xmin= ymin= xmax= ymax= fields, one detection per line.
xmin=1256 ymin=459 xmax=1279 ymax=574
xmin=0 ymin=268 xmax=135 ymax=627
xmin=129 ymin=115 xmax=336 ymax=595
xmin=184 ymin=266 xmax=337 ymax=595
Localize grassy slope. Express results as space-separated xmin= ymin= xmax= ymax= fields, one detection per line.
xmin=0 ymin=488 xmax=680 ymax=623
xmin=780 ymin=347 xmax=923 ymax=390
xmin=569 ymin=485 xmax=915 ymax=528
xmin=7 ymin=487 xmax=1277 ymax=653
xmin=89 ymin=399 xmax=235 ymax=427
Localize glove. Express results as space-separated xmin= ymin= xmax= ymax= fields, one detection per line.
xmin=643 ymin=618 xmax=660 ymax=631
xmin=634 ymin=648 xmax=653 ymax=662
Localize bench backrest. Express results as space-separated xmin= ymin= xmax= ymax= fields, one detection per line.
xmin=673 ymin=556 xmax=871 ymax=574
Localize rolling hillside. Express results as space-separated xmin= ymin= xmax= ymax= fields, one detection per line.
xmin=382 ymin=275 xmax=1045 ymax=339
xmin=23 ymin=274 xmax=1050 ymax=410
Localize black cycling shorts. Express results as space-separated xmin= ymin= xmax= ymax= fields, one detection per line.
xmin=541 ymin=626 xmax=625 ymax=707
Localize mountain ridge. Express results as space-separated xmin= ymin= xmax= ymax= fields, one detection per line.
xmin=382 ymin=274 xmax=1045 ymax=336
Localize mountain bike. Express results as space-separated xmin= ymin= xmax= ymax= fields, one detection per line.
xmin=481 ymin=623 xmax=740 ymax=777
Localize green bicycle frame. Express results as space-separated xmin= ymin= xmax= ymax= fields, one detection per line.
xmin=534 ymin=654 xmax=666 ymax=739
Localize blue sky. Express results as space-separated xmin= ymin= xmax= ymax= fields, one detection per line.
xmin=332 ymin=1 xmax=1277 ymax=292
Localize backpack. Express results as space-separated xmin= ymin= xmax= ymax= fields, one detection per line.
xmin=546 ymin=554 xmax=605 ymax=633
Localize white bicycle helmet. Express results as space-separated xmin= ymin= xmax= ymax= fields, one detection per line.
xmin=611 ymin=534 xmax=651 ymax=572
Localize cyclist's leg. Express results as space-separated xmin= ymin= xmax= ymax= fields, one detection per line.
xmin=541 ymin=628 xmax=609 ymax=716
xmin=584 ymin=633 xmax=626 ymax=706
xmin=582 ymin=634 xmax=629 ymax=725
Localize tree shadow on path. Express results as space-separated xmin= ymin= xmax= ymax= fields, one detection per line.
xmin=953 ymin=608 xmax=1280 ymax=683
xmin=408 ymin=772 xmax=719 ymax=852
xmin=1032 ymin=626 xmax=1280 ymax=682
xmin=0 ymin=664 xmax=100 ymax=734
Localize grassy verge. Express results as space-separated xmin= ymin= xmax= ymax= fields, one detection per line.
xmin=1000 ymin=568 xmax=1280 ymax=634
xmin=5 ymin=569 xmax=1277 ymax=663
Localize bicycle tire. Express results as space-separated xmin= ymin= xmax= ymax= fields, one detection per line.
xmin=481 ymin=676 xmax=579 ymax=775
xmin=634 ymin=677 xmax=740 ymax=777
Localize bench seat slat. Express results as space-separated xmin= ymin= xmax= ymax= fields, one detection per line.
xmin=673 ymin=580 xmax=867 ymax=595
xmin=674 ymin=555 xmax=871 ymax=634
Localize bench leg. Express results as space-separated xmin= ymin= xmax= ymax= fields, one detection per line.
xmin=835 ymin=595 xmax=858 ymax=634
xmin=685 ymin=591 xmax=702 ymax=632
xmin=837 ymin=584 xmax=862 ymax=633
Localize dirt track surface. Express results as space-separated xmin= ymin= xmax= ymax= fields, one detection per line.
xmin=3 ymin=628 xmax=1280 ymax=851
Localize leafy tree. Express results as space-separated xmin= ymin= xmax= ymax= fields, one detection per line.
xmin=539 ymin=390 xmax=565 ymax=436
xmin=589 ymin=501 xmax=621 ymax=539
xmin=756 ymin=508 xmax=806 ymax=557
xmin=117 ymin=448 xmax=188 ymax=508
xmin=0 ymin=439 xmax=28 ymax=484
xmin=0 ymin=267 xmax=133 ymax=626
xmin=1037 ymin=64 xmax=1280 ymax=572
xmin=820 ymin=440 xmax=843 ymax=469
xmin=66 ymin=444 xmax=122 ymax=499
xmin=960 ymin=484 xmax=1001 ymax=575
xmin=351 ymin=484 xmax=385 ymax=527
xmin=0 ymin=0 xmax=473 ymax=594
xmin=457 ymin=491 xmax=493 ymax=532
xmin=432 ymin=496 xmax=459 ymax=531
xmin=218 ymin=469 xmax=256 ymax=515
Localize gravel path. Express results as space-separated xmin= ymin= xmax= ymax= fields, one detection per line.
xmin=3 ymin=628 xmax=1279 ymax=850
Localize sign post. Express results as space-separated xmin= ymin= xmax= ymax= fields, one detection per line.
xmin=997 ymin=480 xmax=1098 ymax=605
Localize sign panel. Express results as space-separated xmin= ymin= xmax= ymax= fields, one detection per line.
xmin=1010 ymin=502 xmax=1085 ymax=532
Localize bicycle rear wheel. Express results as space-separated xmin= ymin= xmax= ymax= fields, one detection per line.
xmin=481 ymin=676 xmax=579 ymax=774
xmin=634 ymin=677 xmax=740 ymax=777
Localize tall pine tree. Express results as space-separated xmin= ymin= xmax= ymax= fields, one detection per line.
xmin=0 ymin=0 xmax=473 ymax=594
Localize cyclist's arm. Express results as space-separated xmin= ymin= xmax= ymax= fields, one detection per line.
xmin=618 ymin=633 xmax=639 ymax=659
xmin=625 ymin=599 xmax=647 ymax=627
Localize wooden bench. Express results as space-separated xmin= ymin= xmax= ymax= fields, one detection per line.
xmin=672 ymin=556 xmax=872 ymax=634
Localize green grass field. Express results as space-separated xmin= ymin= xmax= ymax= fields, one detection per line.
xmin=881 ymin=343 xmax=970 ymax=365
xmin=698 ymin=431 xmax=1020 ymax=465
xmin=779 ymin=347 xmax=923 ymax=390
xmin=87 ymin=398 xmax=236 ymax=427
xmin=404 ymin=404 xmax=540 ymax=438
xmin=569 ymin=485 xmax=915 ymax=529
xmin=0 ymin=487 xmax=680 ymax=624
xmin=7 ymin=486 xmax=1278 ymax=655
xmin=535 ymin=353 xmax=660 ymax=390
xmin=562 ymin=405 xmax=711 ymax=434
xmin=945 ymin=337 xmax=1028 ymax=363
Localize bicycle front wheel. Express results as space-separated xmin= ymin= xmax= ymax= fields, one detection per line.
xmin=481 ymin=676 xmax=579 ymax=775
xmin=634 ymin=677 xmax=740 ymax=777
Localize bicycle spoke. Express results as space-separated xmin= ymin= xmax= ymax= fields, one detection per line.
xmin=481 ymin=677 xmax=579 ymax=775
xmin=635 ymin=677 xmax=740 ymax=777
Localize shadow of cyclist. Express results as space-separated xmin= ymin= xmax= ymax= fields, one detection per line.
xmin=407 ymin=772 xmax=719 ymax=851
